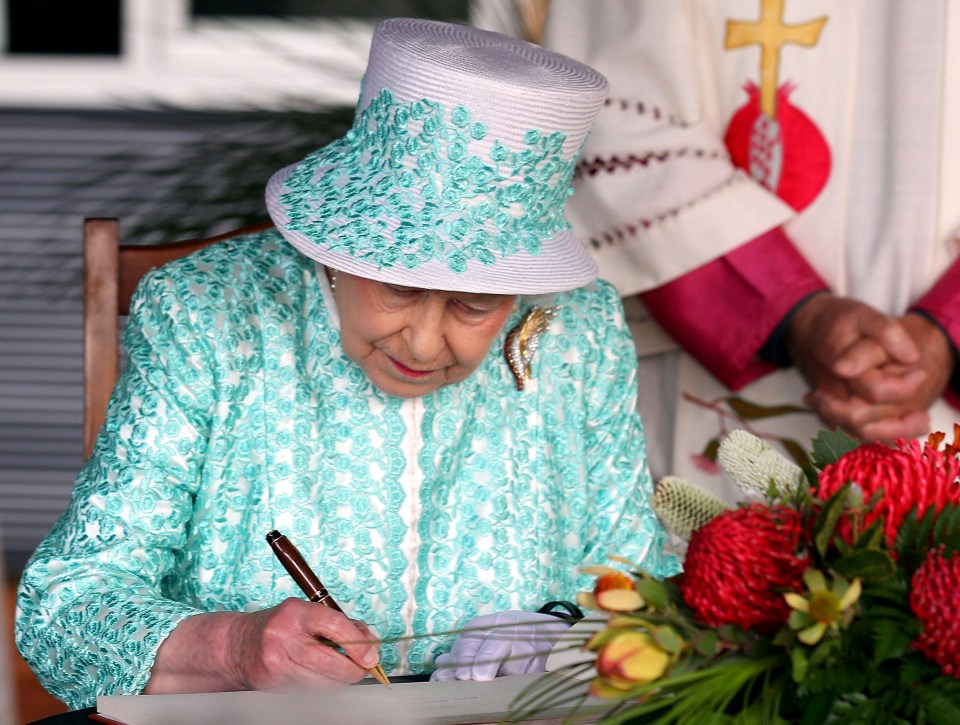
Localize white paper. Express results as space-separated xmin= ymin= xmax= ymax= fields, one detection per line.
xmin=544 ymin=613 xmax=606 ymax=681
xmin=96 ymin=672 xmax=608 ymax=725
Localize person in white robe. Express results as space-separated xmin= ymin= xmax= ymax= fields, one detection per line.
xmin=544 ymin=0 xmax=960 ymax=501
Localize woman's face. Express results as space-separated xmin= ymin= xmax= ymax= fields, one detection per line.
xmin=333 ymin=272 xmax=517 ymax=398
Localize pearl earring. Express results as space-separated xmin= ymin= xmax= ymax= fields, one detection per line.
xmin=328 ymin=269 xmax=337 ymax=292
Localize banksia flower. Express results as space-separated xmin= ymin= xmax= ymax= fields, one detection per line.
xmin=911 ymin=546 xmax=960 ymax=678
xmin=680 ymin=504 xmax=809 ymax=634
xmin=653 ymin=476 xmax=730 ymax=541
xmin=817 ymin=438 xmax=960 ymax=548
xmin=718 ymin=429 xmax=806 ymax=499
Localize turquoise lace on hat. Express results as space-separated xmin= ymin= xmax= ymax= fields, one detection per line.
xmin=277 ymin=88 xmax=575 ymax=276
xmin=266 ymin=18 xmax=607 ymax=294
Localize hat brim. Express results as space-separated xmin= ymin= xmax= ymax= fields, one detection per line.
xmin=266 ymin=158 xmax=598 ymax=295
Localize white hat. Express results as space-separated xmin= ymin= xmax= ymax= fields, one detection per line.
xmin=266 ymin=18 xmax=607 ymax=294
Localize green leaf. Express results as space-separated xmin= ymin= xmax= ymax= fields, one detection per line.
xmin=916 ymin=676 xmax=960 ymax=725
xmin=832 ymin=549 xmax=896 ymax=580
xmin=788 ymin=610 xmax=814 ymax=630
xmin=894 ymin=507 xmax=924 ymax=569
xmin=869 ymin=618 xmax=914 ymax=665
xmin=813 ymin=483 xmax=852 ymax=558
xmin=780 ymin=437 xmax=814 ymax=469
xmin=853 ymin=518 xmax=885 ymax=552
xmin=833 ymin=535 xmax=853 ymax=558
xmin=863 ymin=487 xmax=884 ymax=512
xmin=791 ymin=646 xmax=809 ymax=683
xmin=898 ymin=654 xmax=935 ymax=687
xmin=932 ymin=503 xmax=960 ymax=555
xmin=725 ymin=396 xmax=809 ymax=420
xmin=635 ymin=578 xmax=670 ymax=609
xmin=895 ymin=505 xmax=953 ymax=572
xmin=799 ymin=692 xmax=839 ymax=725
xmin=701 ymin=437 xmax=720 ymax=462
xmin=860 ymin=575 xmax=910 ymax=608
xmin=861 ymin=603 xmax=916 ymax=623
xmin=807 ymin=637 xmax=841 ymax=667
xmin=652 ymin=625 xmax=683 ymax=654
xmin=693 ymin=628 xmax=719 ymax=657
xmin=717 ymin=624 xmax=747 ymax=644
xmin=811 ymin=428 xmax=859 ymax=469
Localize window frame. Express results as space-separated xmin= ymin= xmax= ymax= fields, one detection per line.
xmin=0 ymin=0 xmax=386 ymax=108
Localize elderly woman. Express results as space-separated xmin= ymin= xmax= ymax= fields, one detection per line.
xmin=16 ymin=18 xmax=677 ymax=709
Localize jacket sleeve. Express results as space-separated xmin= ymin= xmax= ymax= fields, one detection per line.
xmin=909 ymin=255 xmax=960 ymax=409
xmin=579 ymin=281 xmax=681 ymax=579
xmin=15 ymin=268 xmax=214 ymax=709
xmin=639 ymin=227 xmax=829 ymax=390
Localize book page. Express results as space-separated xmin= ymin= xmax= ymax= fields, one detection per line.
xmin=96 ymin=672 xmax=607 ymax=725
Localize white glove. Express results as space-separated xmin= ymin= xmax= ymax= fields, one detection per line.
xmin=430 ymin=610 xmax=571 ymax=682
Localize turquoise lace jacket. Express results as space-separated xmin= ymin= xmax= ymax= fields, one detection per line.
xmin=16 ymin=230 xmax=678 ymax=709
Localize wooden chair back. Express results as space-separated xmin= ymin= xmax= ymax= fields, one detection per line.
xmin=82 ymin=218 xmax=270 ymax=459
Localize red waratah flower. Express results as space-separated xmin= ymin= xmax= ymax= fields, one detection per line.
xmin=817 ymin=438 xmax=960 ymax=548
xmin=680 ymin=503 xmax=809 ymax=634
xmin=910 ymin=546 xmax=960 ymax=678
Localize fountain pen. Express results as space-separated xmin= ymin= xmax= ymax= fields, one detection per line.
xmin=266 ymin=529 xmax=391 ymax=688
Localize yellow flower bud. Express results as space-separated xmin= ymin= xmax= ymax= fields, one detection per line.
xmin=592 ymin=630 xmax=670 ymax=693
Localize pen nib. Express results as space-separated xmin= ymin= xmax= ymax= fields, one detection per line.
xmin=371 ymin=663 xmax=392 ymax=688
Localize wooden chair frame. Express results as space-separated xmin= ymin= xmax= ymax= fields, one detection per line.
xmin=82 ymin=218 xmax=270 ymax=459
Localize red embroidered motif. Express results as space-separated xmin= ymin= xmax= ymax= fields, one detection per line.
xmin=724 ymin=82 xmax=831 ymax=212
xmin=723 ymin=1 xmax=831 ymax=212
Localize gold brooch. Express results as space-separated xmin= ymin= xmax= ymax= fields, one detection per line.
xmin=504 ymin=306 xmax=557 ymax=391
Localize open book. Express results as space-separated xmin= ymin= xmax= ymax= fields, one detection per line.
xmin=94 ymin=671 xmax=608 ymax=725
xmin=94 ymin=617 xmax=608 ymax=724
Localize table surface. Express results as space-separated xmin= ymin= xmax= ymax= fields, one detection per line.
xmin=28 ymin=708 xmax=582 ymax=725
xmin=25 ymin=675 xmax=436 ymax=724
xmin=24 ymin=675 xmax=594 ymax=725
xmin=28 ymin=707 xmax=95 ymax=725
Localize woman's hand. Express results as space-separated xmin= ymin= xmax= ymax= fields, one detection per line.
xmin=145 ymin=598 xmax=382 ymax=694
xmin=430 ymin=611 xmax=570 ymax=682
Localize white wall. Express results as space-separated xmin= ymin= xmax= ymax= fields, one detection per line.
xmin=0 ymin=0 xmax=528 ymax=110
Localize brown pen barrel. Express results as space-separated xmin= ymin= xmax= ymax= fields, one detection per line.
xmin=266 ymin=529 xmax=391 ymax=687
xmin=266 ymin=530 xmax=344 ymax=613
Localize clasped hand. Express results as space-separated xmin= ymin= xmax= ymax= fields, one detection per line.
xmin=787 ymin=294 xmax=953 ymax=443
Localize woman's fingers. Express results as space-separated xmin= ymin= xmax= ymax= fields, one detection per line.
xmin=232 ymin=598 xmax=381 ymax=691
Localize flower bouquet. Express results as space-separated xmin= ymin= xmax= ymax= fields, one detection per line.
xmin=515 ymin=427 xmax=960 ymax=724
